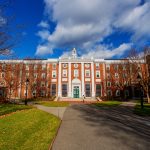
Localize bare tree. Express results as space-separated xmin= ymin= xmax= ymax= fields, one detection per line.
xmin=0 ymin=0 xmax=23 ymax=55
xmin=127 ymin=47 xmax=150 ymax=103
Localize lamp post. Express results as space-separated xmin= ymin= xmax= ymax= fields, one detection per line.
xmin=25 ymin=78 xmax=30 ymax=105
xmin=137 ymin=74 xmax=144 ymax=109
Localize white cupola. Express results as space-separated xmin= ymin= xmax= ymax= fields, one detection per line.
xmin=72 ymin=48 xmax=77 ymax=58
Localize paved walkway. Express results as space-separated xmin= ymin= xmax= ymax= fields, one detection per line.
xmin=52 ymin=104 xmax=150 ymax=150
xmin=35 ymin=105 xmax=67 ymax=119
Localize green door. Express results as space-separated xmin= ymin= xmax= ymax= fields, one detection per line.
xmin=73 ymin=86 xmax=79 ymax=98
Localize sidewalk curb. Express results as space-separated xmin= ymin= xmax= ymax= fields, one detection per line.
xmin=49 ymin=119 xmax=62 ymax=150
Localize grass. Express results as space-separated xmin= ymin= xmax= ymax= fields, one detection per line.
xmin=0 ymin=104 xmax=32 ymax=116
xmin=94 ymin=101 xmax=122 ymax=107
xmin=0 ymin=108 xmax=61 ymax=150
xmin=37 ymin=101 xmax=69 ymax=107
xmin=134 ymin=103 xmax=150 ymax=116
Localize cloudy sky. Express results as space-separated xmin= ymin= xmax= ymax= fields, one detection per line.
xmin=1 ymin=0 xmax=150 ymax=59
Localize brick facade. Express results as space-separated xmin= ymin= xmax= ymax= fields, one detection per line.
xmin=0 ymin=49 xmax=147 ymax=100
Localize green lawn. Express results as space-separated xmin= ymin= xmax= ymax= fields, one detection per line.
xmin=134 ymin=103 xmax=150 ymax=116
xmin=0 ymin=104 xmax=32 ymax=116
xmin=94 ymin=101 xmax=122 ymax=107
xmin=0 ymin=108 xmax=61 ymax=150
xmin=37 ymin=101 xmax=69 ymax=107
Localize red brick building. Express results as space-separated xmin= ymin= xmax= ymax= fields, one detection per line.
xmin=0 ymin=48 xmax=147 ymax=100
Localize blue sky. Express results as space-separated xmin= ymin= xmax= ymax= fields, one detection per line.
xmin=0 ymin=0 xmax=150 ymax=59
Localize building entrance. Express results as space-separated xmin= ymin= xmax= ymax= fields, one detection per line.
xmin=73 ymin=86 xmax=79 ymax=98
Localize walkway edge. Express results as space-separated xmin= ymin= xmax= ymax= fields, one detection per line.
xmin=49 ymin=119 xmax=62 ymax=150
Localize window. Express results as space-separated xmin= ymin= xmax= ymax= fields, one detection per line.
xmin=85 ymin=70 xmax=90 ymax=77
xmin=52 ymin=63 xmax=56 ymax=69
xmin=107 ymin=73 xmax=110 ymax=79
xmin=116 ymin=90 xmax=120 ymax=96
xmin=124 ymin=81 xmax=129 ymax=86
xmin=2 ymin=64 xmax=6 ymax=70
xmin=52 ymin=71 xmax=56 ymax=78
xmin=122 ymin=73 xmax=127 ymax=78
xmin=96 ymin=84 xmax=101 ymax=97
xmin=34 ymin=65 xmax=37 ymax=70
xmin=115 ymin=73 xmax=119 ymax=78
xmin=51 ymin=84 xmax=56 ymax=96
xmin=12 ymin=64 xmax=16 ymax=69
xmin=115 ymin=81 xmax=119 ymax=86
xmin=107 ymin=90 xmax=112 ymax=96
xmin=114 ymin=65 xmax=118 ymax=71
xmin=96 ymin=71 xmax=100 ymax=78
xmin=125 ymin=90 xmax=129 ymax=96
xmin=74 ymin=69 xmax=79 ymax=77
xmin=85 ymin=84 xmax=91 ymax=97
xmin=42 ymin=64 xmax=46 ymax=70
xmin=26 ymin=73 xmax=29 ymax=77
xmin=40 ymin=90 xmax=45 ymax=97
xmin=63 ymin=63 xmax=67 ymax=68
xmin=123 ymin=65 xmax=126 ymax=70
xmin=34 ymin=73 xmax=38 ymax=78
xmin=41 ymin=81 xmax=45 ymax=87
xmin=62 ymin=84 xmax=67 ymax=97
xmin=1 ymin=73 xmax=5 ymax=78
xmin=107 ymin=81 xmax=111 ymax=87
xmin=41 ymin=73 xmax=46 ymax=79
xmin=85 ymin=63 xmax=90 ymax=68
xmin=106 ymin=64 xmax=110 ymax=70
xmin=96 ymin=63 xmax=99 ymax=69
xmin=26 ymin=65 xmax=29 ymax=70
xmin=74 ymin=64 xmax=78 ymax=68
xmin=62 ymin=70 xmax=67 ymax=77
xmin=32 ymin=90 xmax=36 ymax=96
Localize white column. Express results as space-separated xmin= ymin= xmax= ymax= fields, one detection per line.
xmin=91 ymin=62 xmax=95 ymax=97
xmin=103 ymin=63 xmax=106 ymax=96
xmin=68 ymin=62 xmax=72 ymax=97
xmin=81 ymin=63 xmax=85 ymax=96
xmin=58 ymin=62 xmax=61 ymax=97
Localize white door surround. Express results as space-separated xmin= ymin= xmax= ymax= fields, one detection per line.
xmin=72 ymin=78 xmax=81 ymax=98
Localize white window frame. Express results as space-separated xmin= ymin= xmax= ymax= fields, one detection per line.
xmin=116 ymin=90 xmax=120 ymax=96
xmin=85 ymin=63 xmax=90 ymax=68
xmin=42 ymin=64 xmax=46 ymax=70
xmin=34 ymin=73 xmax=38 ymax=78
xmin=115 ymin=73 xmax=119 ymax=78
xmin=52 ymin=71 xmax=56 ymax=78
xmin=63 ymin=63 xmax=67 ymax=68
xmin=41 ymin=81 xmax=45 ymax=87
xmin=107 ymin=81 xmax=111 ymax=87
xmin=62 ymin=69 xmax=67 ymax=77
xmin=106 ymin=64 xmax=110 ymax=70
xmin=52 ymin=63 xmax=56 ymax=69
xmin=96 ymin=71 xmax=100 ymax=78
xmin=74 ymin=64 xmax=78 ymax=68
xmin=85 ymin=70 xmax=90 ymax=77
xmin=41 ymin=73 xmax=46 ymax=79
xmin=26 ymin=65 xmax=29 ymax=70
xmin=96 ymin=63 xmax=99 ymax=69
xmin=74 ymin=69 xmax=79 ymax=77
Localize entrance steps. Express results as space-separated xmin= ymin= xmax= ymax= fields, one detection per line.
xmin=56 ymin=97 xmax=98 ymax=102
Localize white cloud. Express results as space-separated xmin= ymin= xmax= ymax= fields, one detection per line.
xmin=36 ymin=0 xmax=149 ymax=56
xmin=37 ymin=30 xmax=50 ymax=41
xmin=82 ymin=43 xmax=132 ymax=59
xmin=38 ymin=21 xmax=49 ymax=28
xmin=36 ymin=44 xmax=53 ymax=55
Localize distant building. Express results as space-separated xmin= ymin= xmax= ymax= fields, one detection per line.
xmin=0 ymin=48 xmax=147 ymax=100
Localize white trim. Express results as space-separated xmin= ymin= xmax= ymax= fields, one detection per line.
xmin=58 ymin=62 xmax=61 ymax=97
xmin=91 ymin=62 xmax=95 ymax=97
xmin=81 ymin=63 xmax=85 ymax=97
xmin=68 ymin=63 xmax=72 ymax=97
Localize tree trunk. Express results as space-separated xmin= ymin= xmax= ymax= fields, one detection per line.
xmin=147 ymin=93 xmax=150 ymax=103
